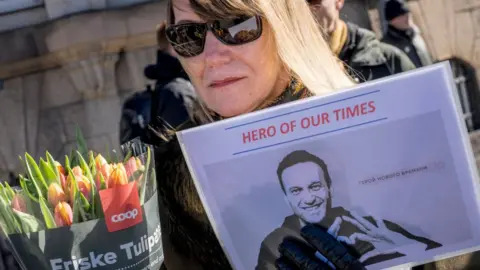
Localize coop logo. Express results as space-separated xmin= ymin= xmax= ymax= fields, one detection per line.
xmin=100 ymin=181 xmax=143 ymax=232
xmin=111 ymin=209 xmax=139 ymax=223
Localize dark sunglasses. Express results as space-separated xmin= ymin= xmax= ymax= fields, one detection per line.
xmin=165 ymin=16 xmax=263 ymax=58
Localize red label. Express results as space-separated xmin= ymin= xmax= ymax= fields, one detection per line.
xmin=99 ymin=181 xmax=143 ymax=232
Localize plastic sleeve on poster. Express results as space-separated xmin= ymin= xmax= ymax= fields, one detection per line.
xmin=176 ymin=132 xmax=238 ymax=269
xmin=443 ymin=64 xmax=480 ymax=220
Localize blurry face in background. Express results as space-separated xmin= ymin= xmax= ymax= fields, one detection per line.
xmin=281 ymin=162 xmax=331 ymax=224
xmin=390 ymin=13 xmax=412 ymax=31
xmin=171 ymin=0 xmax=289 ymax=118
xmin=307 ymin=0 xmax=345 ymax=36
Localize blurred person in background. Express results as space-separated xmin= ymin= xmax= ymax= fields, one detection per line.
xmin=120 ymin=22 xmax=196 ymax=146
xmin=307 ymin=0 xmax=416 ymax=82
xmin=381 ymin=0 xmax=433 ymax=68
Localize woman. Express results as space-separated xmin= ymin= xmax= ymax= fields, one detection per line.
xmin=154 ymin=0 xmax=363 ymax=269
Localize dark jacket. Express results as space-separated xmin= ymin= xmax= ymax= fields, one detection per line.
xmin=145 ymin=51 xmax=197 ymax=146
xmin=256 ymin=207 xmax=443 ymax=270
xmin=340 ymin=22 xmax=416 ymax=82
xmin=119 ymin=50 xmax=196 ymax=146
xmin=381 ymin=25 xmax=433 ymax=68
xmin=119 ymin=86 xmax=154 ymax=145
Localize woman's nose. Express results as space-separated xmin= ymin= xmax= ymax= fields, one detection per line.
xmin=204 ymin=32 xmax=232 ymax=68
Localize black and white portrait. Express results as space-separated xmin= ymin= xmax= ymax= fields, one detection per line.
xmin=255 ymin=150 xmax=442 ymax=269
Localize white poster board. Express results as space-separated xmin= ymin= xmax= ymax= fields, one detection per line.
xmin=177 ymin=62 xmax=480 ymax=270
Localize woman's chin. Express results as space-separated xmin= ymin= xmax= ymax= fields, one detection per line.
xmin=211 ymin=104 xmax=255 ymax=119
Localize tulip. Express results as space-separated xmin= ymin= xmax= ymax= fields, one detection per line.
xmin=55 ymin=161 xmax=65 ymax=175
xmin=69 ymin=175 xmax=91 ymax=203
xmin=71 ymin=166 xmax=83 ymax=178
xmin=95 ymin=163 xmax=111 ymax=189
xmin=54 ymin=202 xmax=73 ymax=227
xmin=109 ymin=163 xmax=128 ymax=188
xmin=135 ymin=157 xmax=143 ymax=169
xmin=77 ymin=175 xmax=91 ymax=200
xmin=11 ymin=194 xmax=27 ymax=213
xmin=95 ymin=154 xmax=108 ymax=170
xmin=124 ymin=157 xmax=138 ymax=181
xmin=55 ymin=162 xmax=68 ymax=192
xmin=48 ymin=183 xmax=67 ymax=207
xmin=67 ymin=166 xmax=83 ymax=186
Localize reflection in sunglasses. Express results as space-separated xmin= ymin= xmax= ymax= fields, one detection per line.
xmin=227 ymin=17 xmax=258 ymax=39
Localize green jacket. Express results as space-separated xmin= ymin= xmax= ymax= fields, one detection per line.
xmin=340 ymin=22 xmax=416 ymax=82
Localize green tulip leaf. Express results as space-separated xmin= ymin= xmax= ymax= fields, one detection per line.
xmin=46 ymin=151 xmax=59 ymax=178
xmin=75 ymin=126 xmax=89 ymax=162
xmin=139 ymin=147 xmax=151 ymax=205
xmin=4 ymin=183 xmax=16 ymax=202
xmin=76 ymin=151 xmax=95 ymax=217
xmin=19 ymin=175 xmax=39 ymax=203
xmin=0 ymin=195 xmax=23 ymax=234
xmin=77 ymin=193 xmax=88 ymax=222
xmin=39 ymin=197 xmax=56 ymax=229
xmin=40 ymin=158 xmax=57 ymax=186
xmin=94 ymin=191 xmax=104 ymax=219
xmin=123 ymin=150 xmax=133 ymax=163
xmin=105 ymin=144 xmax=111 ymax=164
xmin=65 ymin=155 xmax=71 ymax=172
xmin=98 ymin=170 xmax=107 ymax=190
xmin=25 ymin=153 xmax=48 ymax=198
xmin=13 ymin=209 xmax=43 ymax=233
xmin=0 ymin=210 xmax=14 ymax=235
xmin=89 ymin=151 xmax=96 ymax=178
xmin=67 ymin=166 xmax=79 ymax=222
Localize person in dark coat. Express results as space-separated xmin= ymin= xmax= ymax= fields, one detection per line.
xmin=256 ymin=150 xmax=442 ymax=269
xmin=120 ymin=22 xmax=196 ymax=146
xmin=381 ymin=0 xmax=433 ymax=68
xmin=308 ymin=0 xmax=416 ymax=82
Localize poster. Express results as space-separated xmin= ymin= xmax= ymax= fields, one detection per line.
xmin=177 ymin=63 xmax=480 ymax=270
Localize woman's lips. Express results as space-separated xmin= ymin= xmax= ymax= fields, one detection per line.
xmin=209 ymin=77 xmax=245 ymax=88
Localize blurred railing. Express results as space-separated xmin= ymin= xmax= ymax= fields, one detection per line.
xmin=0 ymin=0 xmax=159 ymax=32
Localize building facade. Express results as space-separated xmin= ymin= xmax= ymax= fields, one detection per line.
xmin=0 ymin=0 xmax=166 ymax=180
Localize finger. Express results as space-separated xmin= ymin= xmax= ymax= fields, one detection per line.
xmin=349 ymin=233 xmax=379 ymax=244
xmin=275 ymin=256 xmax=298 ymax=270
xmin=359 ymin=250 xmax=380 ymax=263
xmin=327 ymin=217 xmax=342 ymax=238
xmin=300 ymin=225 xmax=366 ymax=270
xmin=349 ymin=212 xmax=378 ymax=231
xmin=341 ymin=216 xmax=369 ymax=234
xmin=372 ymin=216 xmax=387 ymax=230
xmin=278 ymin=237 xmax=332 ymax=270
xmin=336 ymin=236 xmax=354 ymax=245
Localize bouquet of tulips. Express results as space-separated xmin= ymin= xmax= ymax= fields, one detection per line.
xmin=0 ymin=130 xmax=162 ymax=270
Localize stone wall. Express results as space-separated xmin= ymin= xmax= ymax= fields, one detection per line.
xmin=0 ymin=1 xmax=166 ymax=180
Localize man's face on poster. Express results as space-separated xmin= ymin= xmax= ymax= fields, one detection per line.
xmin=281 ymin=162 xmax=330 ymax=224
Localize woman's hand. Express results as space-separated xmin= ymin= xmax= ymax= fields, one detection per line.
xmin=275 ymin=224 xmax=366 ymax=270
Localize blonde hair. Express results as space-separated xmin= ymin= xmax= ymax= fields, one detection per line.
xmin=167 ymin=0 xmax=355 ymax=96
